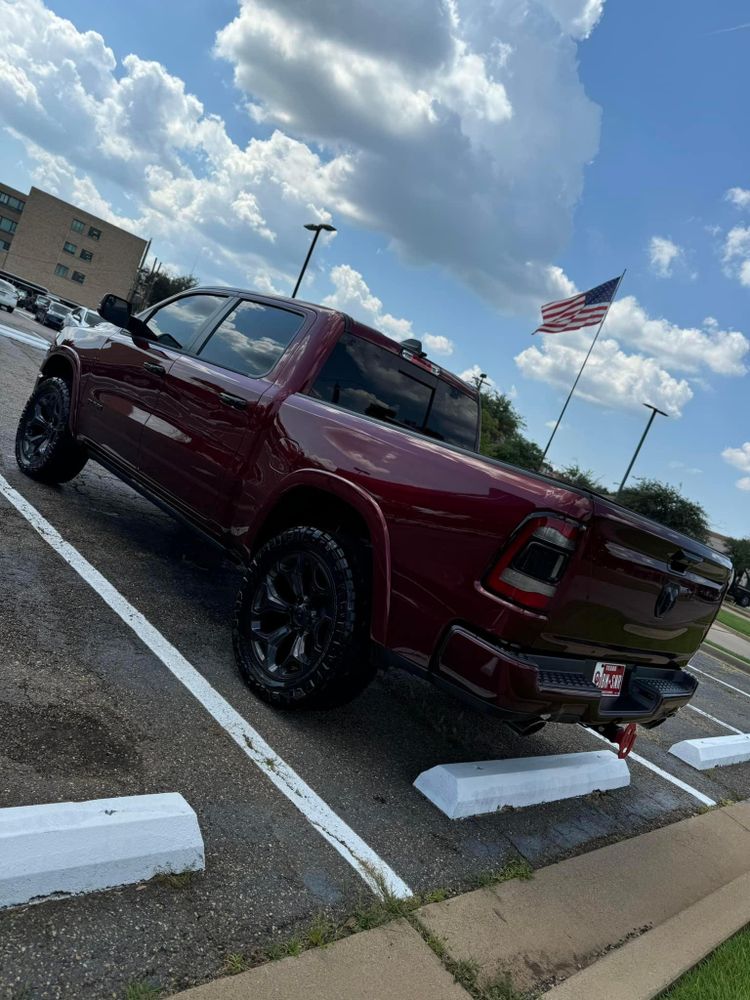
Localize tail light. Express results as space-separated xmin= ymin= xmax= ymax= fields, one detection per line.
xmin=485 ymin=514 xmax=582 ymax=611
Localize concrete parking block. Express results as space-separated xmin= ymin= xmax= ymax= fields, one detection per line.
xmin=416 ymin=806 xmax=750 ymax=992
xmin=175 ymin=919 xmax=470 ymax=1000
xmin=414 ymin=750 xmax=629 ymax=819
xmin=0 ymin=793 xmax=204 ymax=910
xmin=669 ymin=733 xmax=750 ymax=770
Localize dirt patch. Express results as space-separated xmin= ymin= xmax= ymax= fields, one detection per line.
xmin=0 ymin=700 xmax=142 ymax=777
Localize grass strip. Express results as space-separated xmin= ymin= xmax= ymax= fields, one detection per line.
xmin=717 ymin=610 xmax=750 ymax=640
xmin=704 ymin=640 xmax=750 ymax=671
xmin=661 ymin=923 xmax=750 ymax=999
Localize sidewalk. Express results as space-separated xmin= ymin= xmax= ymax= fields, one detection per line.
xmin=176 ymin=801 xmax=750 ymax=1000
xmin=708 ymin=621 xmax=750 ymax=666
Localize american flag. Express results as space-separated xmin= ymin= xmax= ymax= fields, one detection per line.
xmin=534 ymin=276 xmax=620 ymax=335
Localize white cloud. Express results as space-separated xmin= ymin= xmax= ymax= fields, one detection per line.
xmin=322 ymin=264 xmax=453 ymax=355
xmin=722 ymin=443 xmax=750 ymax=491
xmin=723 ymin=442 xmax=750 ymax=474
xmin=0 ymin=0 xmax=606 ymax=314
xmin=648 ymin=236 xmax=683 ymax=278
xmin=726 ymin=187 xmax=750 ymax=209
xmin=459 ymin=364 xmax=495 ymax=387
xmin=605 ymin=297 xmax=748 ymax=377
xmin=515 ymin=294 xmax=748 ymax=417
xmin=722 ymin=225 xmax=750 ymax=286
xmin=214 ymin=0 xmax=603 ymax=311
xmin=669 ymin=460 xmax=703 ymax=475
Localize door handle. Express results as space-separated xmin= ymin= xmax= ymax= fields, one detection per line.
xmin=143 ymin=361 xmax=166 ymax=375
xmin=219 ymin=392 xmax=248 ymax=411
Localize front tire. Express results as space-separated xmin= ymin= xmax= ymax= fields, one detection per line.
xmin=15 ymin=376 xmax=88 ymax=483
xmin=233 ymin=526 xmax=375 ymax=709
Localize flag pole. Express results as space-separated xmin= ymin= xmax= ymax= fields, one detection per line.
xmin=541 ymin=269 xmax=626 ymax=462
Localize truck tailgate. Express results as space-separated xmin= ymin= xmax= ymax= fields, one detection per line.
xmin=572 ymin=498 xmax=732 ymax=665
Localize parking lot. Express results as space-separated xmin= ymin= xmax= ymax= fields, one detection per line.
xmin=2 ymin=309 xmax=750 ymax=998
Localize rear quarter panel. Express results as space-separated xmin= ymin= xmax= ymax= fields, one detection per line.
xmin=246 ymin=392 xmax=593 ymax=670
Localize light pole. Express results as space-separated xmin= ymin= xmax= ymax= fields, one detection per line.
xmin=476 ymin=372 xmax=488 ymax=393
xmin=292 ymin=222 xmax=336 ymax=298
xmin=617 ymin=403 xmax=668 ymax=496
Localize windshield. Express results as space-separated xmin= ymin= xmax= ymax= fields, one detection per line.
xmin=49 ymin=304 xmax=72 ymax=316
xmin=310 ymin=332 xmax=480 ymax=450
xmin=0 ymin=280 xmax=15 ymax=294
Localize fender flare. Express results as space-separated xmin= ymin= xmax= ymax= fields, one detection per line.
xmin=39 ymin=347 xmax=83 ymax=431
xmin=249 ymin=468 xmax=392 ymax=645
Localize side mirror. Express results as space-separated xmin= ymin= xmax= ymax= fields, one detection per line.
xmin=98 ymin=293 xmax=132 ymax=328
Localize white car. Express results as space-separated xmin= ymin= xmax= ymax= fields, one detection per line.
xmin=64 ymin=306 xmax=108 ymax=330
xmin=0 ymin=278 xmax=19 ymax=313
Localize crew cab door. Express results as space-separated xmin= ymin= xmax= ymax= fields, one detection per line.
xmin=137 ymin=297 xmax=307 ymax=532
xmin=75 ymin=292 xmax=229 ymax=472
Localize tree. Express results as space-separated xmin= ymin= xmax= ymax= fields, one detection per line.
xmin=553 ymin=463 xmax=604 ymax=492
xmin=477 ymin=387 xmax=543 ymax=472
xmin=616 ymin=478 xmax=710 ymax=543
xmin=145 ymin=271 xmax=198 ymax=307
xmin=725 ymin=537 xmax=750 ymax=577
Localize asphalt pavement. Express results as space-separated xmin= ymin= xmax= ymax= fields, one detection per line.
xmin=2 ymin=309 xmax=750 ymax=998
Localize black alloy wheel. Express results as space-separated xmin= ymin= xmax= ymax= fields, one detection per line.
xmin=15 ymin=376 xmax=87 ymax=483
xmin=17 ymin=381 xmax=66 ymax=466
xmin=234 ymin=526 xmax=375 ymax=708
xmin=250 ymin=549 xmax=337 ymax=683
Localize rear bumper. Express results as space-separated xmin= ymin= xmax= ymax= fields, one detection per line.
xmin=435 ymin=625 xmax=698 ymax=726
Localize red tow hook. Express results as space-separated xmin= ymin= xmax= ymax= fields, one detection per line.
xmin=599 ymin=722 xmax=638 ymax=759
xmin=615 ymin=723 xmax=638 ymax=759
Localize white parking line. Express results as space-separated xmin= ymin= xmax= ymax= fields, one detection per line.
xmin=687 ymin=704 xmax=744 ymax=735
xmin=0 ymin=473 xmax=412 ymax=901
xmin=0 ymin=325 xmax=48 ymax=351
xmin=583 ymin=727 xmax=716 ymax=807
xmin=690 ymin=663 xmax=750 ymax=700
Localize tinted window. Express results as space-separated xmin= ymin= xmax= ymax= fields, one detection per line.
xmin=310 ymin=334 xmax=479 ymax=450
xmin=147 ymin=294 xmax=226 ymax=351
xmin=198 ymin=300 xmax=304 ymax=376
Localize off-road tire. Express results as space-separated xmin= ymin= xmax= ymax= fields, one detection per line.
xmin=233 ymin=526 xmax=375 ymax=709
xmin=15 ymin=376 xmax=87 ymax=484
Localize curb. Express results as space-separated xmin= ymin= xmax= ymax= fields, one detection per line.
xmin=703 ymin=640 xmax=750 ymax=675
xmin=172 ymin=800 xmax=750 ymax=1000
xmin=541 ymin=870 xmax=750 ymax=999
xmin=0 ymin=793 xmax=204 ymax=910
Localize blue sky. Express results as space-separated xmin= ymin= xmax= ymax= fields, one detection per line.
xmin=1 ymin=0 xmax=748 ymax=536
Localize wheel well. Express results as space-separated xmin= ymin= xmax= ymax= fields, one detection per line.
xmin=40 ymin=355 xmax=74 ymax=387
xmin=254 ymin=487 xmax=372 ymax=554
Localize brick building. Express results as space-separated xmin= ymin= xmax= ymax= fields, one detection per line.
xmin=0 ymin=183 xmax=148 ymax=309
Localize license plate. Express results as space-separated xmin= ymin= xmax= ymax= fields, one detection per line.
xmin=592 ymin=662 xmax=625 ymax=697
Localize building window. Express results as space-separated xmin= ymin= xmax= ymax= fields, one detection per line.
xmin=88 ymin=226 xmax=101 ymax=241
xmin=71 ymin=271 xmax=86 ymax=284
xmin=0 ymin=239 xmax=10 ymax=252
xmin=0 ymin=216 xmax=17 ymax=234
xmin=0 ymin=192 xmax=24 ymax=212
xmin=55 ymin=264 xmax=69 ymax=277
xmin=63 ymin=241 xmax=77 ymax=254
xmin=80 ymin=249 xmax=93 ymax=262
xmin=71 ymin=219 xmax=85 ymax=233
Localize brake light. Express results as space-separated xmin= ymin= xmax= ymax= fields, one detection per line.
xmin=485 ymin=515 xmax=581 ymax=610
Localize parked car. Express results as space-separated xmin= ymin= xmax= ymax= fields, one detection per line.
xmin=14 ymin=287 xmax=733 ymax=749
xmin=36 ymin=300 xmax=73 ymax=330
xmin=0 ymin=278 xmax=19 ymax=313
xmin=729 ymin=570 xmax=750 ymax=608
xmin=64 ymin=306 xmax=109 ymax=330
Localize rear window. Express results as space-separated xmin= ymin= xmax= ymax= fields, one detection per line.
xmin=310 ymin=333 xmax=479 ymax=450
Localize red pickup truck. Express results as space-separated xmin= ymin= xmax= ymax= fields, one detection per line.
xmin=16 ymin=287 xmax=732 ymax=747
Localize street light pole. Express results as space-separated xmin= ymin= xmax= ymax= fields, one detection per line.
xmin=617 ymin=403 xmax=668 ymax=496
xmin=292 ymin=222 xmax=336 ymax=298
